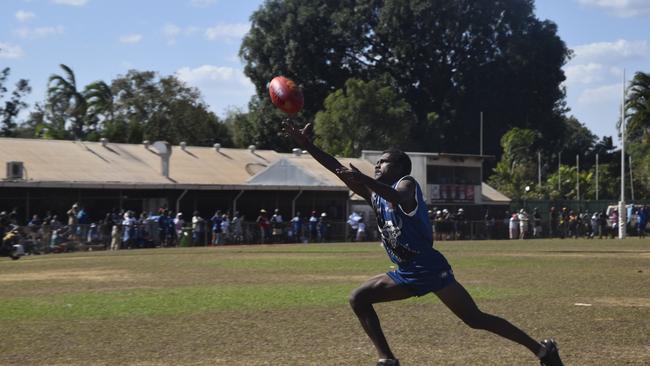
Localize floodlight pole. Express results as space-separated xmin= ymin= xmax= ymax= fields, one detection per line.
xmin=619 ymin=70 xmax=627 ymax=239
xmin=595 ymin=153 xmax=599 ymax=201
xmin=558 ymin=151 xmax=561 ymax=193
xmin=576 ymin=154 xmax=580 ymax=202
xmin=538 ymin=151 xmax=541 ymax=188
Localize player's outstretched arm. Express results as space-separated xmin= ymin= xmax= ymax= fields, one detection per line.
xmin=336 ymin=166 xmax=416 ymax=213
xmin=283 ymin=121 xmax=372 ymax=203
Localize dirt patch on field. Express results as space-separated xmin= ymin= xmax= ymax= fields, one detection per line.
xmin=499 ymin=250 xmax=650 ymax=259
xmin=299 ymin=274 xmax=374 ymax=283
xmin=0 ymin=269 xmax=138 ymax=283
xmin=593 ymin=297 xmax=650 ymax=307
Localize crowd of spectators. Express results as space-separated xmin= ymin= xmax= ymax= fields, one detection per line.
xmin=0 ymin=203 xmax=340 ymax=255
xmin=3 ymin=202 xmax=649 ymax=255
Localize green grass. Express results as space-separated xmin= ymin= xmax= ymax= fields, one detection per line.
xmin=1 ymin=239 xmax=649 ymax=365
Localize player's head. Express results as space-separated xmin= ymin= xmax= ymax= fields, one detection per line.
xmin=375 ymin=148 xmax=411 ymax=183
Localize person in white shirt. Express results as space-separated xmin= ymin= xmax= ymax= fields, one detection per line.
xmin=509 ymin=213 xmax=520 ymax=239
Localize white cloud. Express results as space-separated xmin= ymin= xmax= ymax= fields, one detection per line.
xmin=176 ymin=65 xmax=254 ymax=89
xmin=162 ymin=23 xmax=199 ymax=45
xmin=205 ymin=23 xmax=249 ymax=41
xmin=577 ymin=0 xmax=650 ymax=17
xmin=190 ymin=0 xmax=217 ymax=7
xmin=0 ymin=43 xmax=24 ymax=59
xmin=571 ymin=39 xmax=649 ymax=64
xmin=577 ymin=83 xmax=624 ymax=105
xmin=51 ymin=0 xmax=88 ymax=6
xmin=14 ymin=25 xmax=64 ymax=39
xmin=163 ymin=23 xmax=182 ymax=38
xmin=119 ymin=34 xmax=143 ymax=44
xmin=565 ymin=63 xmax=605 ymax=85
xmin=15 ymin=10 xmax=35 ymax=22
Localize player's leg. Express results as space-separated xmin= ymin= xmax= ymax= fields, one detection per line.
xmin=349 ymin=273 xmax=413 ymax=361
xmin=435 ymin=280 xmax=541 ymax=355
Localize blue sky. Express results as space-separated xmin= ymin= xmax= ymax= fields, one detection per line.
xmin=2 ymin=0 xmax=649 ymax=142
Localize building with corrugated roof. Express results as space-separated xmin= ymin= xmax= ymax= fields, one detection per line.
xmin=0 ymin=138 xmax=509 ymax=226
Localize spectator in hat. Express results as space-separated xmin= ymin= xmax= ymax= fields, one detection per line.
xmin=256 ymin=209 xmax=270 ymax=244
xmin=308 ymin=211 xmax=319 ymax=243
xmin=317 ymin=212 xmax=328 ymax=242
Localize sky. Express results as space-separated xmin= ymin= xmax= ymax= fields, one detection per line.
xmin=1 ymin=0 xmax=649 ymax=142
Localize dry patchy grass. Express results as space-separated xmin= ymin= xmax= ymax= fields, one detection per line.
xmin=0 ymin=239 xmax=649 ymax=365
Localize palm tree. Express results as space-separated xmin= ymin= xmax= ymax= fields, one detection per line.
xmin=626 ymin=71 xmax=650 ymax=143
xmin=84 ymin=81 xmax=114 ymax=124
xmin=47 ymin=64 xmax=87 ymax=139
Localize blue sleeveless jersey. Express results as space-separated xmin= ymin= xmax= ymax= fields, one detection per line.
xmin=372 ymin=177 xmax=451 ymax=274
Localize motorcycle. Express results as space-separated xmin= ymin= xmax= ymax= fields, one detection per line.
xmin=1 ymin=227 xmax=26 ymax=260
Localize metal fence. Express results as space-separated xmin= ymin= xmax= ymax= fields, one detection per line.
xmin=4 ymin=215 xmax=647 ymax=255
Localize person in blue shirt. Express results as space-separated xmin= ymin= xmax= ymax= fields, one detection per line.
xmin=285 ymin=122 xmax=563 ymax=366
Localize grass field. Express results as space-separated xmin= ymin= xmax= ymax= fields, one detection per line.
xmin=1 ymin=239 xmax=649 ymax=366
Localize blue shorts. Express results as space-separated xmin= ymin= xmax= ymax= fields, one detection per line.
xmin=387 ymin=267 xmax=455 ymax=296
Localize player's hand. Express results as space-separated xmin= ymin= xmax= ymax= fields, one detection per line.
xmin=282 ymin=120 xmax=313 ymax=148
xmin=335 ymin=163 xmax=366 ymax=183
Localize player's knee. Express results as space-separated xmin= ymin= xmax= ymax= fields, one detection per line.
xmin=348 ymin=289 xmax=368 ymax=312
xmin=462 ymin=311 xmax=488 ymax=330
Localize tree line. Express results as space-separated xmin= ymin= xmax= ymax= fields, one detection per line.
xmin=1 ymin=0 xmax=649 ymax=200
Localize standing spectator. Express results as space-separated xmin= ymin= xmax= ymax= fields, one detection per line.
xmin=638 ymin=206 xmax=648 ymax=238
xmin=317 ymin=212 xmax=328 ymax=242
xmin=174 ymin=213 xmax=185 ymax=239
xmin=559 ymin=207 xmax=569 ymax=238
xmin=590 ymin=212 xmax=599 ymax=239
xmin=271 ymin=209 xmax=285 ymax=243
xmin=509 ymin=213 xmax=519 ymax=239
xmin=518 ymin=209 xmax=529 ymax=239
xmin=211 ymin=210 xmax=223 ymax=246
xmin=221 ymin=213 xmax=231 ymax=244
xmin=532 ymin=208 xmax=542 ymax=238
xmin=290 ymin=212 xmax=303 ymax=243
xmin=101 ymin=213 xmax=114 ymax=249
xmin=76 ymin=204 xmax=89 ymax=241
xmin=67 ymin=203 xmax=79 ymax=239
xmin=356 ymin=216 xmax=367 ymax=242
xmin=455 ymin=208 xmax=467 ymax=240
xmin=580 ymin=210 xmax=593 ymax=239
xmin=598 ymin=210 xmax=608 ymax=239
xmin=165 ymin=210 xmax=176 ymax=247
xmin=609 ymin=209 xmax=618 ymax=238
xmin=484 ymin=209 xmax=495 ymax=240
xmin=122 ymin=211 xmax=136 ymax=249
xmin=567 ymin=211 xmax=577 ymax=238
xmin=549 ymin=207 xmax=558 ymax=238
xmin=156 ymin=209 xmax=168 ymax=247
xmin=256 ymin=209 xmax=270 ymax=244
xmin=192 ymin=211 xmax=206 ymax=246
xmin=308 ymin=211 xmax=319 ymax=242
xmin=347 ymin=212 xmax=361 ymax=241
xmin=110 ymin=223 xmax=122 ymax=251
xmin=502 ymin=210 xmax=511 ymax=239
xmin=231 ymin=212 xmax=243 ymax=244
xmin=49 ymin=215 xmax=62 ymax=230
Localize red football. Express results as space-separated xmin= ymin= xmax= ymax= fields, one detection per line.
xmin=268 ymin=76 xmax=304 ymax=114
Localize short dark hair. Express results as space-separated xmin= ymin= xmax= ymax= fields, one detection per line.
xmin=382 ymin=148 xmax=411 ymax=176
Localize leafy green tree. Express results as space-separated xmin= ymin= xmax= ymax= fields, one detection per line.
xmin=109 ymin=70 xmax=232 ymax=145
xmin=313 ymin=78 xmax=414 ymax=156
xmin=487 ymin=128 xmax=540 ymax=199
xmin=0 ymin=67 xmax=31 ymax=137
xmin=241 ymin=0 xmax=570 ymax=155
xmin=47 ymin=64 xmax=88 ymax=139
xmin=625 ymin=71 xmax=650 ymax=143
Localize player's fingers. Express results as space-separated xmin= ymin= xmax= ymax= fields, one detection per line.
xmin=349 ymin=163 xmax=360 ymax=172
